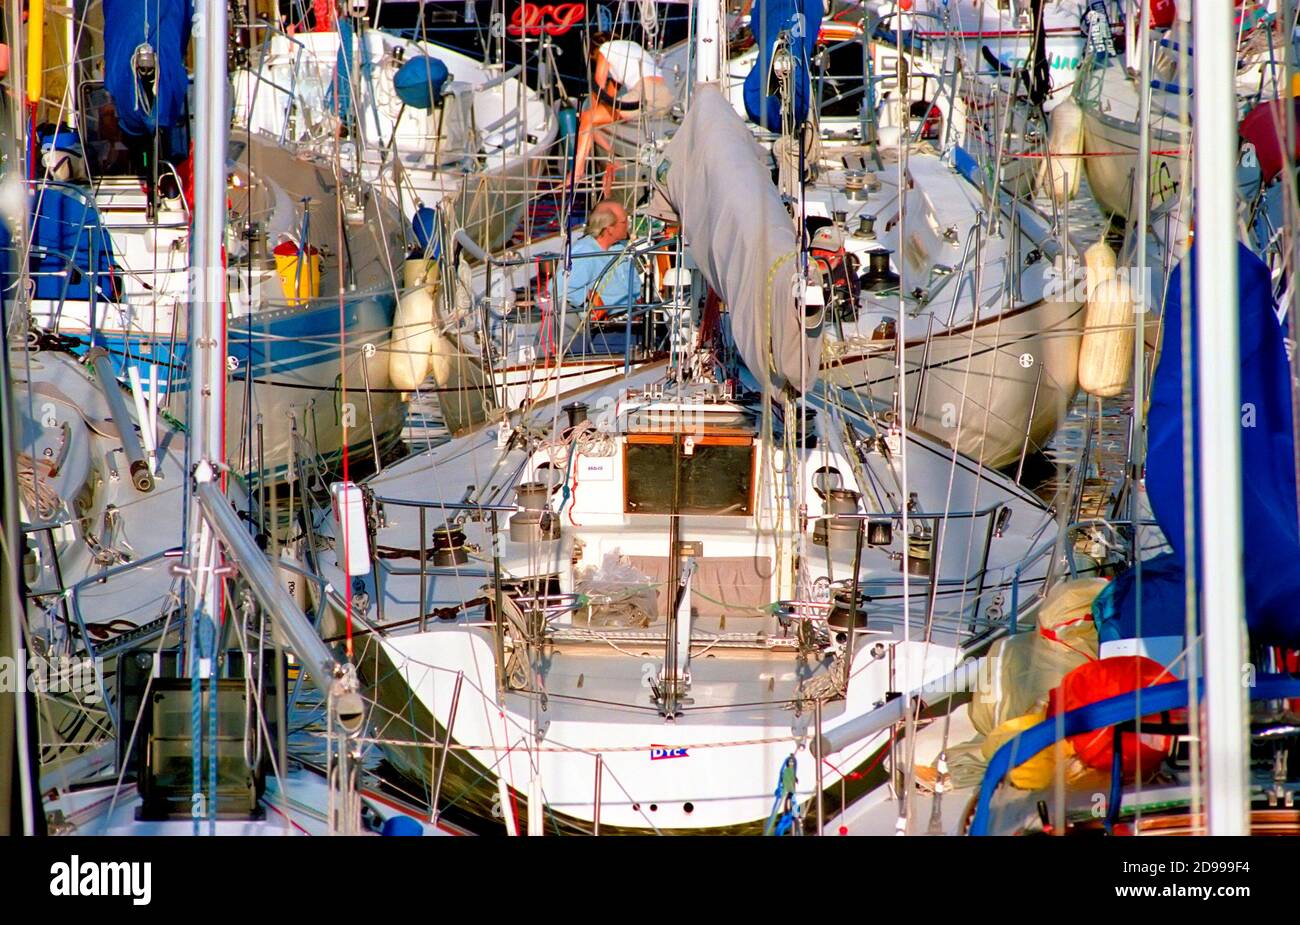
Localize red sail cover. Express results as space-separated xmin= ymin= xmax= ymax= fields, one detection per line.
xmin=1239 ymin=98 xmax=1300 ymax=184
xmin=1049 ymin=656 xmax=1175 ymax=778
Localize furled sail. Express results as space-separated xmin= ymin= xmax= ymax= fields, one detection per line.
xmin=650 ymin=84 xmax=821 ymax=394
xmin=102 ymin=0 xmax=193 ymax=158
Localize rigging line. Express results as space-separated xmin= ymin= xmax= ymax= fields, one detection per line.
xmin=1171 ymin=6 xmax=1202 ymax=832
xmin=328 ymin=22 xmax=355 ymax=661
xmin=894 ymin=10 xmax=914 ymax=833
xmin=901 ymin=194 xmax=1046 ymax=803
xmin=903 ymin=184 xmax=1027 ymax=815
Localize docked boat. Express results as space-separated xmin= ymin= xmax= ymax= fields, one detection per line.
xmin=864 ymin=0 xmax=1093 ymax=112
xmin=311 ymin=362 xmax=1062 ymax=833
xmin=232 ymin=13 xmax=558 ymax=251
xmin=570 ymin=3 xmax=1084 ymax=469
xmin=805 ymin=143 xmax=1084 ymax=470
xmin=8 ymin=342 xmax=223 ymax=781
xmin=19 ymin=1 xmax=410 ymax=484
xmin=306 ymin=85 xmax=1063 ymax=834
xmin=1073 ymin=48 xmax=1191 ymax=219
xmin=1074 ymin=9 xmax=1286 ymax=219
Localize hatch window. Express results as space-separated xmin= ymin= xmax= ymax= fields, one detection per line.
xmin=624 ymin=435 xmax=754 ymax=516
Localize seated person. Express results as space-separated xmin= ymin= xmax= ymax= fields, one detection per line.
xmin=565 ymin=200 xmax=642 ymax=321
xmin=573 ymin=39 xmax=673 ymax=193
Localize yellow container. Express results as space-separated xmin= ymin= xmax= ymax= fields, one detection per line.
xmin=273 ymin=245 xmax=322 ymax=305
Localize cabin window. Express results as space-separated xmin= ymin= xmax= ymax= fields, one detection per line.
xmin=79 ymin=84 xmax=136 ymax=177
xmin=624 ymin=436 xmax=754 ymax=516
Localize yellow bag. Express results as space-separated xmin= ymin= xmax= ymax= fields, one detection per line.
xmin=1036 ymin=577 xmax=1106 ymax=659
xmin=981 ymin=710 xmax=1072 ymax=790
xmin=968 ymin=579 xmax=1105 ymax=735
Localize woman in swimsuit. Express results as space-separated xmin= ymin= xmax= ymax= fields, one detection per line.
xmin=572 ymin=38 xmax=673 ymax=194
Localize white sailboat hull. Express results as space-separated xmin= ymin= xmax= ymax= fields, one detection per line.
xmin=825 ymin=295 xmax=1084 ymax=470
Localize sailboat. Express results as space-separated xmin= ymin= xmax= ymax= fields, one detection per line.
xmin=805 ymin=143 xmax=1084 ymax=470
xmin=19 ymin=1 xmax=411 ymax=484
xmin=231 ymin=4 xmax=558 ymax=251
xmin=952 ymin=9 xmax=1300 ymax=836
xmin=305 ymin=83 xmax=1063 ymax=834
xmin=568 ymin=0 xmax=1084 ymax=468
xmin=1074 ymin=2 xmax=1290 ymax=219
xmin=2 ymin=0 xmax=456 ymax=837
xmin=862 ymin=0 xmax=1093 ymax=110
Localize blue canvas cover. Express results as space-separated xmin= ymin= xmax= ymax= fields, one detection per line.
xmin=394 ymin=56 xmax=450 ymax=111
xmin=1099 ymin=243 xmax=1300 ymax=646
xmin=742 ymin=0 xmax=822 ymax=131
xmin=331 ymin=18 xmax=357 ymax=125
xmin=29 ymin=188 xmax=118 ymax=303
xmin=102 ymin=0 xmax=193 ymax=159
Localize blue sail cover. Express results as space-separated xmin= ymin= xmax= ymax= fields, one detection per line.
xmin=102 ymin=0 xmax=193 ymax=158
xmin=0 ymin=215 xmax=9 ymax=310
xmin=1099 ymin=243 xmax=1300 ymax=646
xmin=743 ymin=0 xmax=822 ymax=131
xmin=29 ymin=188 xmax=118 ymax=302
xmin=331 ymin=18 xmax=357 ymax=125
xmin=328 ymin=20 xmax=382 ymax=135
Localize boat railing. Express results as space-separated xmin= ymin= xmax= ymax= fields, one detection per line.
xmin=15 ymin=178 xmax=188 ymax=339
xmin=817 ymin=500 xmax=1010 ymax=583
xmin=1062 ymin=516 xmax=1164 ymax=575
xmin=29 ymin=545 xmax=182 ymax=723
xmin=476 ymin=63 xmax=525 ymax=96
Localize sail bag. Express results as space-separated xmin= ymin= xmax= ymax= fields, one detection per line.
xmin=742 ymin=0 xmax=822 ymax=131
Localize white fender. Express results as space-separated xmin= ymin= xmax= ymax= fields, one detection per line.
xmin=404 ymin=257 xmax=433 ymax=289
xmin=1078 ymin=241 xmax=1135 ymax=398
xmin=1038 ymin=97 xmax=1084 ymax=205
xmin=389 ymin=270 xmax=437 ymax=391
xmin=429 ymin=327 xmax=459 ymax=387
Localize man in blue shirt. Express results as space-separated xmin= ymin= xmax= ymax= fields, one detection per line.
xmin=565 ymin=200 xmax=642 ymax=316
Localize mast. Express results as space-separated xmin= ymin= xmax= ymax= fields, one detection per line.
xmin=183 ymin=0 xmax=229 ymax=834
xmin=1129 ymin=0 xmax=1150 ymax=562
xmin=1 ymin=0 xmax=42 ymax=837
xmin=695 ymin=0 xmax=723 ymax=87
xmin=1193 ymin=0 xmax=1248 ymax=835
xmin=187 ymin=0 xmax=229 ymax=610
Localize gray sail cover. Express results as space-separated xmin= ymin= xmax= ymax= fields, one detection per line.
xmin=652 ymin=84 xmax=821 ymax=393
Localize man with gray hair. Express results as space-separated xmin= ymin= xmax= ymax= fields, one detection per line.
xmin=565 ymin=199 xmax=642 ymax=317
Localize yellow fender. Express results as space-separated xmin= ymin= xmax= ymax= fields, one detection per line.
xmin=1078 ymin=241 xmax=1135 ymax=398
xmin=1037 ymin=97 xmax=1084 ymax=205
xmin=389 ymin=260 xmax=438 ymax=391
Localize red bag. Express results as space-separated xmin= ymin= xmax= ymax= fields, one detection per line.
xmin=1150 ymin=0 xmax=1177 ymax=29
xmin=1048 ymin=656 xmax=1176 ymax=778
